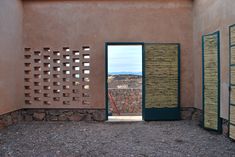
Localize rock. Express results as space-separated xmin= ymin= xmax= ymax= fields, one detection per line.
xmin=192 ymin=109 xmax=203 ymax=125
xmin=180 ymin=108 xmax=195 ymax=120
xmin=222 ymin=120 xmax=229 ymax=136
xmin=33 ymin=112 xmax=45 ymax=121
xmin=48 ymin=116 xmax=58 ymax=121
xmin=0 ymin=120 xmax=6 ymax=129
xmin=64 ymin=111 xmax=73 ymax=116
xmin=58 ymin=115 xmax=67 ymax=121
xmin=87 ymin=110 xmax=95 ymax=114
xmin=78 ymin=110 xmax=86 ymax=114
xmin=3 ymin=115 xmax=13 ymax=125
xmin=84 ymin=114 xmax=92 ymax=121
xmin=26 ymin=109 xmax=37 ymax=115
xmin=68 ymin=114 xmax=83 ymax=121
xmin=223 ymin=124 xmax=229 ymax=136
xmin=48 ymin=110 xmax=60 ymax=116
xmin=92 ymin=110 xmax=105 ymax=121
xmin=24 ymin=115 xmax=33 ymax=121
xmin=181 ymin=110 xmax=192 ymax=120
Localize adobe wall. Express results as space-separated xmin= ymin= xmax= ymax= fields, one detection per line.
xmin=193 ymin=0 xmax=235 ymax=119
xmin=23 ymin=0 xmax=194 ymax=109
xmin=0 ymin=0 xmax=24 ymax=115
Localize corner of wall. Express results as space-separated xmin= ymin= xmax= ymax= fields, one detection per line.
xmin=0 ymin=0 xmax=24 ymax=115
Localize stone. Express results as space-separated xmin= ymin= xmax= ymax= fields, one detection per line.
xmin=0 ymin=120 xmax=6 ymax=129
xmin=84 ymin=114 xmax=92 ymax=121
xmin=24 ymin=115 xmax=33 ymax=121
xmin=181 ymin=110 xmax=192 ymax=120
xmin=11 ymin=111 xmax=21 ymax=123
xmin=33 ymin=109 xmax=45 ymax=113
xmin=58 ymin=115 xmax=67 ymax=121
xmin=192 ymin=109 xmax=203 ymax=125
xmin=78 ymin=110 xmax=86 ymax=114
xmin=48 ymin=110 xmax=60 ymax=116
xmin=4 ymin=115 xmax=13 ymax=125
xmin=222 ymin=120 xmax=229 ymax=136
xmin=68 ymin=114 xmax=83 ymax=121
xmin=21 ymin=110 xmax=27 ymax=114
xmin=87 ymin=110 xmax=95 ymax=114
xmin=33 ymin=112 xmax=45 ymax=121
xmin=48 ymin=116 xmax=58 ymax=121
xmin=26 ymin=109 xmax=37 ymax=115
xmin=64 ymin=111 xmax=73 ymax=116
xmin=192 ymin=112 xmax=199 ymax=121
xmin=92 ymin=110 xmax=105 ymax=121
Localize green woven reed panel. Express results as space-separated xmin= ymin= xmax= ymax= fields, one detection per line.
xmin=231 ymin=26 xmax=235 ymax=45
xmin=145 ymin=44 xmax=178 ymax=108
xmin=230 ymin=125 xmax=235 ymax=140
xmin=231 ymin=47 xmax=235 ymax=64
xmin=230 ymin=106 xmax=235 ymax=124
xmin=230 ymin=87 xmax=235 ymax=105
xmin=231 ymin=67 xmax=235 ymax=86
xmin=203 ymin=34 xmax=219 ymax=130
xmin=230 ymin=25 xmax=235 ymax=140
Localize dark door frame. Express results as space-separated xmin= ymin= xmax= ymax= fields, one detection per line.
xmin=105 ymin=42 xmax=145 ymax=120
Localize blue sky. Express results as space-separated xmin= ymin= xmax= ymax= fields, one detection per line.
xmin=107 ymin=45 xmax=142 ymax=73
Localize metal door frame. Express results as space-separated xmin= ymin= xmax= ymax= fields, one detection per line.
xmin=105 ymin=42 xmax=145 ymax=120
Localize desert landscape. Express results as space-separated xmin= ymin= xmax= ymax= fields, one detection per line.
xmin=108 ymin=74 xmax=142 ymax=116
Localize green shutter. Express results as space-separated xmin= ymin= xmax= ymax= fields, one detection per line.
xmin=202 ymin=31 xmax=222 ymax=132
xmin=229 ymin=25 xmax=235 ymax=140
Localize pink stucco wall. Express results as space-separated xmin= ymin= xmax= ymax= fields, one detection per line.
xmin=23 ymin=0 xmax=194 ymax=109
xmin=6 ymin=0 xmax=235 ymax=117
xmin=0 ymin=0 xmax=24 ymax=115
xmin=193 ymin=0 xmax=235 ymax=119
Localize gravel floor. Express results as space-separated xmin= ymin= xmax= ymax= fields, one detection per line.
xmin=0 ymin=121 xmax=235 ymax=157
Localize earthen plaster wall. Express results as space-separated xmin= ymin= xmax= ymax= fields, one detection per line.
xmin=1 ymin=0 xmax=234 ymax=122
xmin=193 ymin=0 xmax=235 ymax=119
xmin=23 ymin=0 xmax=194 ymax=109
xmin=0 ymin=0 xmax=24 ymax=115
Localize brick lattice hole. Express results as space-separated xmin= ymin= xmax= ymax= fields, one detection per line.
xmin=24 ymin=46 xmax=91 ymax=107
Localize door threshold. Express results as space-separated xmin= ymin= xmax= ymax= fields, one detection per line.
xmin=107 ymin=116 xmax=142 ymax=122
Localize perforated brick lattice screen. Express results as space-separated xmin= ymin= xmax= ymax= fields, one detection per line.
xmin=24 ymin=47 xmax=91 ymax=108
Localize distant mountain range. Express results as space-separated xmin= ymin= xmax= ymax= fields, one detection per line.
xmin=108 ymin=72 xmax=142 ymax=75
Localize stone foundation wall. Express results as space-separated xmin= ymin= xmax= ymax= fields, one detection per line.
xmin=181 ymin=107 xmax=203 ymax=125
xmin=0 ymin=109 xmax=105 ymax=129
xmin=222 ymin=119 xmax=229 ymax=136
xmin=180 ymin=107 xmax=229 ymax=137
xmin=21 ymin=109 xmax=106 ymax=122
xmin=0 ymin=107 xmax=230 ymax=138
xmin=0 ymin=110 xmax=22 ymax=129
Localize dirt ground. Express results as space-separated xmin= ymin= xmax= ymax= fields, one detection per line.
xmin=0 ymin=121 xmax=235 ymax=157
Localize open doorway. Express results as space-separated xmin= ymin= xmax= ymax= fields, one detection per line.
xmin=105 ymin=43 xmax=144 ymax=122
